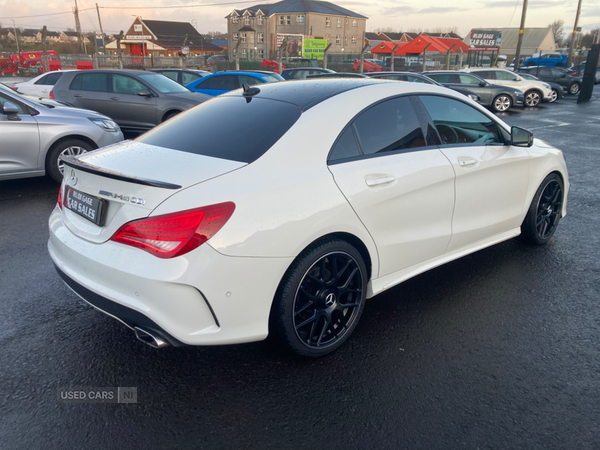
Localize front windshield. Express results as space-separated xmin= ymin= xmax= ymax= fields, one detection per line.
xmin=139 ymin=74 xmax=190 ymax=94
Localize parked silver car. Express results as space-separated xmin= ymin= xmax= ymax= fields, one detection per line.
xmin=51 ymin=69 xmax=211 ymax=135
xmin=0 ymin=83 xmax=124 ymax=183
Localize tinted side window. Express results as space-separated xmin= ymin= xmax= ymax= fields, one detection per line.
xmin=111 ymin=74 xmax=146 ymax=95
xmin=353 ymin=96 xmax=426 ymax=155
xmin=475 ymin=71 xmax=494 ymax=79
xmin=160 ymin=71 xmax=179 ymax=82
xmin=420 ymin=95 xmax=503 ymax=145
xmin=239 ymin=75 xmax=262 ymax=86
xmin=44 ymin=72 xmax=63 ymax=85
xmin=458 ymin=74 xmax=481 ymax=85
xmin=407 ymin=75 xmax=432 ymax=84
xmin=198 ymin=75 xmax=238 ymax=90
xmin=329 ymin=126 xmax=360 ymax=162
xmin=70 ymin=73 xmax=108 ymax=92
xmin=182 ymin=72 xmax=202 ymax=85
xmin=495 ymin=71 xmax=517 ymax=81
xmin=138 ymin=97 xmax=301 ymax=163
xmin=428 ymin=74 xmax=458 ymax=83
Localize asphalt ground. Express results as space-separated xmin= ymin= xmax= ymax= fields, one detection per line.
xmin=1 ymin=88 xmax=599 ymax=450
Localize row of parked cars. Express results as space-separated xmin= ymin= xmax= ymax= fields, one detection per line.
xmin=0 ymin=63 xmax=585 ymax=183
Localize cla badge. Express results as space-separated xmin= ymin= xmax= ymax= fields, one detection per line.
xmin=69 ymin=169 xmax=78 ymax=186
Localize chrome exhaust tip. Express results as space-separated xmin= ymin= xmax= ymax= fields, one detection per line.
xmin=134 ymin=327 xmax=169 ymax=348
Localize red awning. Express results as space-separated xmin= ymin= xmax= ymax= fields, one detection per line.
xmin=371 ymin=41 xmax=408 ymax=55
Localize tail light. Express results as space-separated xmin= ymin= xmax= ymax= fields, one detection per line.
xmin=57 ymin=186 xmax=63 ymax=209
xmin=49 ymin=91 xmax=55 ymax=99
xmin=110 ymin=202 xmax=235 ymax=259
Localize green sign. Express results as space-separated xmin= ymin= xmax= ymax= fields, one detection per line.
xmin=303 ymin=39 xmax=328 ymax=60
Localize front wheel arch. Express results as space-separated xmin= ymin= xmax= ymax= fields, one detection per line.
xmin=45 ymin=135 xmax=98 ymax=181
xmin=161 ymin=109 xmax=183 ymax=122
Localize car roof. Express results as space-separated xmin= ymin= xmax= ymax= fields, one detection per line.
xmin=222 ymin=78 xmax=385 ymax=111
xmin=211 ymin=71 xmax=274 ymax=76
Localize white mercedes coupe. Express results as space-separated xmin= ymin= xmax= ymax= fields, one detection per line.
xmin=48 ymin=79 xmax=569 ymax=357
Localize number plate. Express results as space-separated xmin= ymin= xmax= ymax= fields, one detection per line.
xmin=64 ymin=186 xmax=107 ymax=226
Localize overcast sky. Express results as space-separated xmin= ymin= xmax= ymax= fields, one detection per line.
xmin=1 ymin=0 xmax=598 ymax=38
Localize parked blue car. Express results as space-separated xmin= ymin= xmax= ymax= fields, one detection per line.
xmin=185 ymin=71 xmax=283 ymax=96
xmin=523 ymin=53 xmax=568 ymax=67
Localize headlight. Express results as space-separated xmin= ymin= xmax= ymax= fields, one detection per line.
xmin=468 ymin=94 xmax=479 ymax=101
xmin=543 ymin=83 xmax=551 ymax=89
xmin=514 ymin=90 xmax=523 ymax=96
xmin=89 ymin=118 xmax=120 ymax=132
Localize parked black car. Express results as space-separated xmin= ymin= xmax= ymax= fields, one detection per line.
xmin=363 ymin=71 xmax=482 ymax=104
xmin=423 ymin=71 xmax=525 ymax=112
xmin=149 ymin=69 xmax=211 ymax=86
xmin=516 ymin=66 xmax=583 ymax=95
xmin=281 ymin=68 xmax=335 ymax=79
xmin=51 ymin=70 xmax=211 ymax=135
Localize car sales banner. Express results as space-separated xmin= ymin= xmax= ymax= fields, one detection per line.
xmin=303 ymin=39 xmax=328 ymax=60
xmin=469 ymin=30 xmax=502 ymax=51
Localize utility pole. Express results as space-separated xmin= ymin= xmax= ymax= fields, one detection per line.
xmin=567 ymin=0 xmax=583 ymax=67
xmin=11 ymin=19 xmax=20 ymax=54
xmin=73 ymin=0 xmax=85 ymax=54
xmin=116 ymin=30 xmax=124 ymax=69
xmin=96 ymin=3 xmax=105 ymax=53
xmin=42 ymin=26 xmax=49 ymax=72
xmin=513 ymin=0 xmax=528 ymax=70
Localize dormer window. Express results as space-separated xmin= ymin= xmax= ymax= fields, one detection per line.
xmin=245 ymin=16 xmax=250 ymax=25
xmin=232 ymin=15 xmax=238 ymax=23
xmin=258 ymin=15 xmax=264 ymax=25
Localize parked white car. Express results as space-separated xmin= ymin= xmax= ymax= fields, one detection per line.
xmin=463 ymin=68 xmax=553 ymax=107
xmin=13 ymin=70 xmax=75 ymax=99
xmin=49 ymin=79 xmax=569 ymax=357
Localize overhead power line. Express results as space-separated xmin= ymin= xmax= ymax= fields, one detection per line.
xmin=100 ymin=0 xmax=259 ymax=10
xmin=0 ymin=8 xmax=95 ymax=19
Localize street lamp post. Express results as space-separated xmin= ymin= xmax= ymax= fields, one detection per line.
xmin=12 ymin=19 xmax=20 ymax=54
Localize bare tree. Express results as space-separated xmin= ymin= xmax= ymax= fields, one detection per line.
xmin=549 ymin=20 xmax=564 ymax=46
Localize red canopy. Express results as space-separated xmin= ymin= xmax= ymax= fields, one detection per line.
xmin=400 ymin=35 xmax=468 ymax=55
xmin=370 ymin=41 xmax=408 ymax=55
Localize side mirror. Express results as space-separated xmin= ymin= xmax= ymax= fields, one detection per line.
xmin=1 ymin=101 xmax=20 ymax=120
xmin=136 ymin=90 xmax=153 ymax=97
xmin=511 ymin=126 xmax=533 ymax=147
xmin=479 ymin=81 xmax=486 ymax=87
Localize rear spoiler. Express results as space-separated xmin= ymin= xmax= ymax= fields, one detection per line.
xmin=60 ymin=156 xmax=182 ymax=189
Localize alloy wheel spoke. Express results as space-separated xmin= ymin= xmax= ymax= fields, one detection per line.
xmin=295 ymin=311 xmax=318 ymax=330
xmin=294 ymin=300 xmax=314 ymax=317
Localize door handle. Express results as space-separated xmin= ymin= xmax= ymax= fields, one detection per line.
xmin=365 ymin=175 xmax=396 ymax=187
xmin=110 ymin=97 xmax=120 ymax=101
xmin=73 ymin=94 xmax=82 ymax=98
xmin=458 ymin=158 xmax=478 ymax=167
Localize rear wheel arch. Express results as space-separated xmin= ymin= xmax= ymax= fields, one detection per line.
xmin=161 ymin=109 xmax=182 ymax=122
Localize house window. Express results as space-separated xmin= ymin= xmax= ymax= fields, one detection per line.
xmin=258 ymin=49 xmax=264 ymax=59
xmin=249 ymin=33 xmax=254 ymax=44
xmin=258 ymin=15 xmax=264 ymax=25
xmin=326 ymin=17 xmax=331 ymax=27
xmin=232 ymin=16 xmax=238 ymax=23
xmin=241 ymin=49 xmax=247 ymax=59
xmin=233 ymin=33 xmax=239 ymax=41
xmin=297 ymin=15 xmax=305 ymax=23
xmin=245 ymin=16 xmax=250 ymax=25
xmin=352 ymin=19 xmax=357 ymax=27
xmin=241 ymin=33 xmax=247 ymax=43
xmin=250 ymin=49 xmax=254 ymax=59
xmin=337 ymin=18 xmax=341 ymax=27
xmin=336 ymin=35 xmax=341 ymax=44
xmin=279 ymin=16 xmax=285 ymax=25
xmin=286 ymin=15 xmax=291 ymax=25
xmin=351 ymin=36 xmax=356 ymax=44
xmin=258 ymin=33 xmax=264 ymax=43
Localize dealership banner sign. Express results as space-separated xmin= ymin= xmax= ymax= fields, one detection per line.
xmin=303 ymin=39 xmax=328 ymax=60
xmin=469 ymin=30 xmax=502 ymax=51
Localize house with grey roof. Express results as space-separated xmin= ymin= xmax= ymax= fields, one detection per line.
xmin=225 ymin=0 xmax=368 ymax=60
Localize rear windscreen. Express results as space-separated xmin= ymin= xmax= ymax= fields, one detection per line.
xmin=137 ymin=96 xmax=302 ymax=163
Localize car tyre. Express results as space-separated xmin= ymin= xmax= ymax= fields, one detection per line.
xmin=492 ymin=94 xmax=512 ymax=112
xmin=524 ymin=90 xmax=541 ymax=107
xmin=519 ymin=173 xmax=564 ymax=245
xmin=568 ymin=82 xmax=580 ymax=95
xmin=162 ymin=110 xmax=180 ymax=122
xmin=271 ymin=239 xmax=367 ymax=357
xmin=548 ymin=89 xmax=559 ymax=103
xmin=46 ymin=138 xmax=92 ymax=183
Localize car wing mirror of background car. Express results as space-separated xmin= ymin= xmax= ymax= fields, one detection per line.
xmin=511 ymin=126 xmax=533 ymax=147
xmin=0 ymin=101 xmax=20 ymax=121
xmin=136 ymin=90 xmax=153 ymax=97
xmin=479 ymin=81 xmax=487 ymax=87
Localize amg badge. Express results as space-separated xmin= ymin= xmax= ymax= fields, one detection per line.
xmin=99 ymin=190 xmax=146 ymax=205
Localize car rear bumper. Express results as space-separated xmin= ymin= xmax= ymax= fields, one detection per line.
xmin=48 ymin=206 xmax=293 ymax=346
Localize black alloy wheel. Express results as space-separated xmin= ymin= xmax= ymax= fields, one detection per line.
xmin=568 ymin=82 xmax=580 ymax=95
xmin=520 ymin=173 xmax=564 ymax=245
xmin=271 ymin=239 xmax=367 ymax=357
